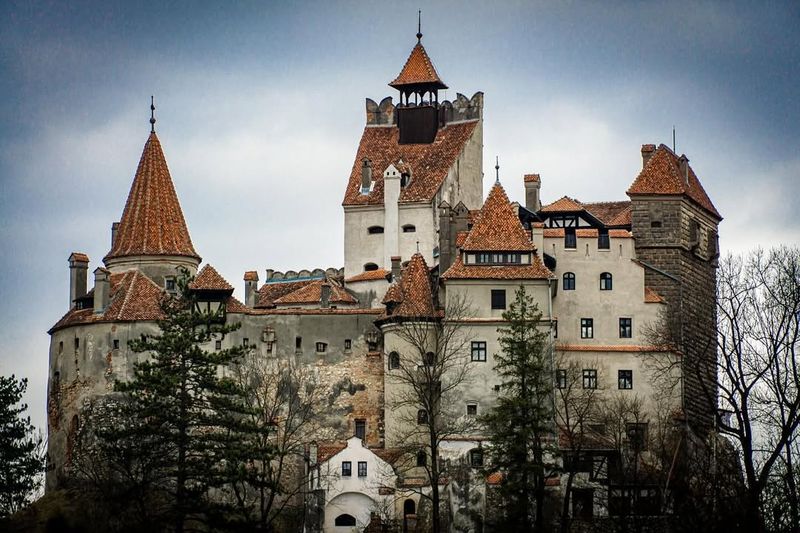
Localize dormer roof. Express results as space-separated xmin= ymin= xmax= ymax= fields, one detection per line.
xmin=462 ymin=183 xmax=533 ymax=252
xmin=104 ymin=132 xmax=200 ymax=263
xmin=389 ymin=42 xmax=448 ymax=91
xmin=381 ymin=253 xmax=436 ymax=318
xmin=189 ymin=264 xmax=233 ymax=292
xmin=627 ymin=144 xmax=721 ymax=220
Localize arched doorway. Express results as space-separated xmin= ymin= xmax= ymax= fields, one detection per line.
xmin=403 ymin=499 xmax=416 ymax=533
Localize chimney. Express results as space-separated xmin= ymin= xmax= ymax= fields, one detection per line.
xmin=110 ymin=222 xmax=120 ymax=248
xmin=68 ymin=252 xmax=89 ymax=308
xmin=679 ymin=155 xmax=690 ymax=185
xmin=391 ymin=256 xmax=402 ymax=282
xmin=244 ymin=271 xmax=259 ymax=307
xmin=532 ymin=222 xmax=544 ymax=253
xmin=320 ymin=283 xmax=331 ymax=308
xmin=524 ymin=174 xmax=541 ymax=212
xmin=641 ymin=144 xmax=656 ymax=168
xmin=361 ymin=158 xmax=372 ymax=192
xmin=438 ymin=202 xmax=452 ymax=274
xmin=93 ymin=267 xmax=110 ymax=314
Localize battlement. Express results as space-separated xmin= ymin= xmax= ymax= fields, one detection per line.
xmin=263 ymin=267 xmax=344 ymax=283
xmin=365 ymin=92 xmax=483 ymax=127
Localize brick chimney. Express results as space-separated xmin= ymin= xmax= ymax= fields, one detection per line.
xmin=641 ymin=144 xmax=656 ymax=168
xmin=391 ymin=256 xmax=402 ymax=283
xmin=361 ymin=158 xmax=372 ymax=192
xmin=93 ymin=267 xmax=110 ymax=314
xmin=679 ymin=155 xmax=690 ymax=184
xmin=244 ymin=271 xmax=259 ymax=307
xmin=524 ymin=174 xmax=541 ymax=211
xmin=68 ymin=252 xmax=89 ymax=308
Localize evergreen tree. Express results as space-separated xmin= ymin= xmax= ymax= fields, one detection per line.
xmin=482 ymin=285 xmax=556 ymax=531
xmin=109 ymin=269 xmax=251 ymax=532
xmin=0 ymin=375 xmax=44 ymax=517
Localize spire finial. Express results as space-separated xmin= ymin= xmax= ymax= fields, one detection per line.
xmin=495 ymin=156 xmax=500 ymax=184
xmin=416 ymin=240 xmax=420 ymax=253
xmin=416 ymin=10 xmax=422 ymax=41
xmin=150 ymin=96 xmax=156 ymax=133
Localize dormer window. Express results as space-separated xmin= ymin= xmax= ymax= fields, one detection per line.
xmin=400 ymin=173 xmax=411 ymax=188
xmin=364 ymin=263 xmax=379 ymax=272
xmin=368 ymin=226 xmax=384 ymax=235
xmin=474 ymin=253 xmax=526 ymax=265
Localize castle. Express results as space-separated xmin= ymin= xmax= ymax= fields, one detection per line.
xmin=46 ymin=29 xmax=721 ymax=531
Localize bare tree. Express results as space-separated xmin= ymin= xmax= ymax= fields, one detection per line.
xmin=709 ymin=247 xmax=800 ymax=533
xmin=383 ymin=293 xmax=476 ymax=533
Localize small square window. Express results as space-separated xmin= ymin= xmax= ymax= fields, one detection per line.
xmin=113 ymin=339 xmax=119 ymax=350
xmin=470 ymin=449 xmax=483 ymax=467
xmin=618 ymin=370 xmax=633 ymax=390
xmin=466 ymin=404 xmax=478 ymax=417
xmin=242 ymin=338 xmax=249 ymax=347
xmin=344 ymin=339 xmax=352 ymax=351
xmin=556 ymin=369 xmax=567 ymax=389
xmin=215 ymin=340 xmax=222 ymax=351
xmin=583 ymin=369 xmax=598 ymax=389
xmin=316 ymin=342 xmax=327 ymax=353
xmin=491 ymin=289 xmax=506 ymax=310
xmin=295 ymin=337 xmax=302 ymax=352
xmin=416 ymin=450 xmax=427 ymax=467
xmin=358 ymin=461 xmax=367 ymax=477
xmin=165 ymin=278 xmax=177 ymax=292
xmin=581 ymin=318 xmax=594 ymax=339
xmin=471 ymin=341 xmax=487 ymax=362
xmin=355 ymin=419 xmax=366 ymax=440
xmin=342 ymin=461 xmax=352 ymax=477
xmin=619 ymin=318 xmax=632 ymax=338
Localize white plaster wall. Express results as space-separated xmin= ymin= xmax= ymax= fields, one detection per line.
xmin=398 ymin=203 xmax=437 ymax=267
xmin=444 ymin=279 xmax=552 ymax=320
xmin=343 ymin=207 xmax=386 ymax=278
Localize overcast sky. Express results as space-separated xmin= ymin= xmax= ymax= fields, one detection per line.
xmin=1 ymin=1 xmax=798 ymax=433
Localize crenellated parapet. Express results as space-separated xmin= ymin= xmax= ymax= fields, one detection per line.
xmin=263 ymin=267 xmax=344 ymax=283
xmin=365 ymin=91 xmax=483 ymax=127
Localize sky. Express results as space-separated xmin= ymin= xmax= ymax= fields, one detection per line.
xmin=1 ymin=1 xmax=798 ymax=434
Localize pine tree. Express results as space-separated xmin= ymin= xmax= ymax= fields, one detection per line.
xmin=482 ymin=285 xmax=556 ymax=531
xmin=108 ymin=269 xmax=251 ymax=532
xmin=0 ymin=375 xmax=44 ymax=517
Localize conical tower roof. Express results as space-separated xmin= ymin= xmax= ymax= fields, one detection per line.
xmin=104 ymin=132 xmax=200 ymax=263
xmin=389 ymin=41 xmax=448 ymax=91
xmin=462 ymin=183 xmax=533 ymax=252
xmin=382 ymin=253 xmax=436 ymax=318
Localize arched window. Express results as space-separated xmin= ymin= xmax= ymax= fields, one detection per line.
xmin=389 ymin=351 xmax=400 ymax=370
xmin=563 ymin=272 xmax=576 ymax=291
xmin=402 ymin=224 xmax=416 ymax=233
xmin=417 ymin=409 xmax=428 ymax=424
xmin=404 ymin=498 xmax=416 ymax=516
xmin=423 ymin=352 xmax=435 ymax=366
xmin=335 ymin=514 xmax=357 ymax=526
xmin=367 ymin=226 xmax=384 ymax=234
xmin=417 ymin=450 xmax=427 ymax=467
xmin=600 ymin=272 xmax=613 ymax=290
xmin=363 ymin=263 xmax=379 ymax=272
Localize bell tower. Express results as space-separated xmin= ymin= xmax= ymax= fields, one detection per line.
xmin=389 ymin=14 xmax=448 ymax=144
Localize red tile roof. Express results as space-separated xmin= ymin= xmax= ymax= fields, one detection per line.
xmin=462 ymin=183 xmax=533 ymax=252
xmin=256 ymin=280 xmax=314 ymax=308
xmin=644 ymin=287 xmax=665 ymax=303
xmin=243 ymin=271 xmax=258 ymax=281
xmin=524 ymin=174 xmax=540 ymax=183
xmin=582 ymin=201 xmax=632 ymax=226
xmin=389 ymin=42 xmax=447 ymax=90
xmin=627 ymin=144 xmax=721 ymax=219
xmin=105 ymin=133 xmax=200 ymax=262
xmin=342 ymin=121 xmax=478 ymax=206
xmin=441 ymin=254 xmax=552 ymax=281
xmin=316 ymin=443 xmax=347 ymax=463
xmin=382 ymin=253 xmax=436 ymax=317
xmin=189 ymin=264 xmax=233 ymax=291
xmin=69 ymin=252 xmax=89 ymax=263
xmin=345 ymin=269 xmax=391 ymax=283
xmin=540 ymin=196 xmax=584 ymax=213
xmin=273 ymin=279 xmax=356 ymax=306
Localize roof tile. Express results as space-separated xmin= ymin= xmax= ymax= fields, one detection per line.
xmin=462 ymin=183 xmax=533 ymax=252
xmin=273 ymin=279 xmax=356 ymax=306
xmin=389 ymin=42 xmax=447 ymax=89
xmin=382 ymin=253 xmax=436 ymax=317
xmin=189 ymin=264 xmax=233 ymax=291
xmin=345 ymin=269 xmax=391 ymax=283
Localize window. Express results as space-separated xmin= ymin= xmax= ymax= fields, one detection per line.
xmin=572 ymin=489 xmax=594 ymax=519
xmin=344 ymin=339 xmax=352 ymax=351
xmin=423 ymin=352 xmax=435 ymax=366
xmin=471 ymin=341 xmax=487 ymax=362
xmin=651 ymin=220 xmax=662 ymax=228
xmin=165 ymin=277 xmax=176 ymax=292
xmin=295 ymin=336 xmax=302 ymax=352
xmin=242 ymin=338 xmax=249 ymax=347
xmin=417 ymin=410 xmax=428 ymax=424
xmin=466 ymin=403 xmax=478 ymax=417
xmin=554 ymin=320 xmax=558 ymax=338
xmin=416 ymin=450 xmax=427 ymax=467
xmin=583 ymin=369 xmax=598 ymax=389
xmin=618 ymin=370 xmax=633 ymax=390
xmin=215 ymin=339 xmax=222 ymax=351
xmin=626 ymin=423 xmax=648 ymax=451
xmin=600 ymin=272 xmax=613 ymax=290
xmin=470 ymin=449 xmax=483 ymax=467
xmin=335 ymin=514 xmax=356 ymax=526
xmin=389 ymin=352 xmax=400 ymax=369
xmin=565 ymin=228 xmax=577 ymax=249
xmin=58 ymin=341 xmax=63 ymax=354
xmin=556 ymin=369 xmax=567 ymax=389
xmin=316 ymin=342 xmax=327 ymax=353
xmin=598 ymin=230 xmax=610 ymax=249
xmin=708 ymin=229 xmax=719 ymax=257
xmin=619 ymin=318 xmax=632 ymax=338
xmin=581 ymin=318 xmax=594 ymax=339
xmin=358 ymin=461 xmax=367 ymax=477
xmin=355 ymin=419 xmax=366 ymax=440
xmin=341 ymin=461 xmax=352 ymax=477
xmin=563 ymin=272 xmax=576 ymax=290
xmin=363 ymin=262 xmax=379 ymax=272
xmin=475 ymin=253 xmax=524 ymax=264
xmin=402 ymin=224 xmax=416 ymax=233
xmin=367 ymin=226 xmax=384 ymax=234
xmin=491 ymin=289 xmax=506 ymax=310
xmin=112 ymin=339 xmax=119 ymax=350
xmin=74 ymin=338 xmax=79 ymax=350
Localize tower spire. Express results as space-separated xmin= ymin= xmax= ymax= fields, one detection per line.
xmin=417 ymin=9 xmax=422 ymax=41
xmin=495 ymin=156 xmax=500 ymax=184
xmin=150 ymin=96 xmax=156 ymax=133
